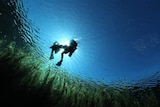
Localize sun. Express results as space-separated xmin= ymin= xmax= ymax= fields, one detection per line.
xmin=60 ymin=39 xmax=70 ymax=46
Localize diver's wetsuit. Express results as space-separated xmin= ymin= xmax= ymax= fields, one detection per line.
xmin=56 ymin=39 xmax=77 ymax=66
xmin=49 ymin=41 xmax=62 ymax=60
xmin=50 ymin=39 xmax=78 ymax=66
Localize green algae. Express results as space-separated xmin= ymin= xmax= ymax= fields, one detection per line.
xmin=1 ymin=0 xmax=160 ymax=106
xmin=0 ymin=39 xmax=160 ymax=107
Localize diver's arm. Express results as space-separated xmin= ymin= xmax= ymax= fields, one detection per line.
xmin=50 ymin=46 xmax=53 ymax=48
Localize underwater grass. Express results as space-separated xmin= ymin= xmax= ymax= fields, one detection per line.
xmin=1 ymin=0 xmax=160 ymax=106
xmin=0 ymin=39 xmax=160 ymax=107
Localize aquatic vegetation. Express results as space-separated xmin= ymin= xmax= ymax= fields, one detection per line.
xmin=0 ymin=39 xmax=160 ymax=107
xmin=1 ymin=0 xmax=160 ymax=106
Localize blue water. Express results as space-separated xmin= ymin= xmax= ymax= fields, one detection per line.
xmin=22 ymin=0 xmax=160 ymax=84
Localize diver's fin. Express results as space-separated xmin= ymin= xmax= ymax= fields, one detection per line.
xmin=56 ymin=60 xmax=62 ymax=66
xmin=49 ymin=55 xmax=54 ymax=60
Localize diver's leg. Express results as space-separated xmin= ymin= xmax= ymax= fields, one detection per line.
xmin=50 ymin=49 xmax=54 ymax=60
xmin=56 ymin=52 xmax=64 ymax=66
xmin=61 ymin=52 xmax=64 ymax=61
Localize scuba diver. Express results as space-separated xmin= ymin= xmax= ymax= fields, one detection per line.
xmin=49 ymin=41 xmax=62 ymax=60
xmin=50 ymin=39 xmax=78 ymax=66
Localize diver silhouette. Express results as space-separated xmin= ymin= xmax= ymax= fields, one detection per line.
xmin=49 ymin=41 xmax=62 ymax=60
xmin=50 ymin=39 xmax=78 ymax=66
